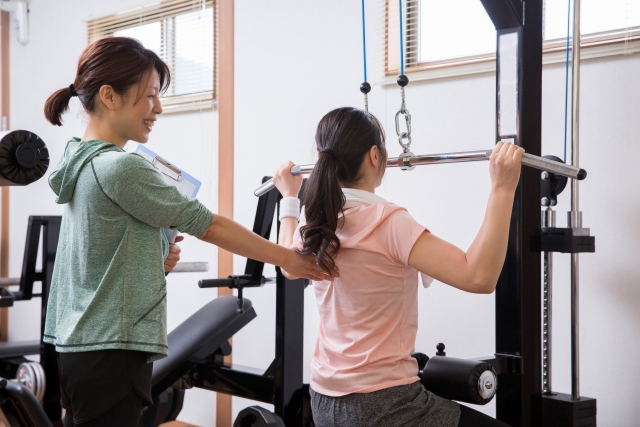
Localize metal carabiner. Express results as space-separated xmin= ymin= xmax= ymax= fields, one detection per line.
xmin=395 ymin=108 xmax=412 ymax=152
xmin=398 ymin=131 xmax=412 ymax=151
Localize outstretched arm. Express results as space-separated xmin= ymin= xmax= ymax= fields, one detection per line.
xmin=198 ymin=212 xmax=328 ymax=282
xmin=408 ymin=141 xmax=523 ymax=294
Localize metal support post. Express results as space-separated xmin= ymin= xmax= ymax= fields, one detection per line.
xmin=542 ymin=208 xmax=555 ymax=395
xmin=569 ymin=0 xmax=582 ymax=402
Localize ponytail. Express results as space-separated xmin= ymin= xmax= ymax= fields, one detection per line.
xmin=300 ymin=107 xmax=387 ymax=275
xmin=44 ymin=87 xmax=74 ymax=126
xmin=43 ymin=37 xmax=171 ymax=127
xmin=300 ymin=152 xmax=344 ymax=274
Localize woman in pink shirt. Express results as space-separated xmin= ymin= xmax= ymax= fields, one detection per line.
xmin=273 ymin=107 xmax=521 ymax=427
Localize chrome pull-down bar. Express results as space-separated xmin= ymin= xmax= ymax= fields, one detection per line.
xmin=254 ymin=149 xmax=587 ymax=197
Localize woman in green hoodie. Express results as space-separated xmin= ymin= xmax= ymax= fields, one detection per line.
xmin=42 ymin=37 xmax=330 ymax=427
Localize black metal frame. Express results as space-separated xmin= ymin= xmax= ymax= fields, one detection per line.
xmin=182 ymin=180 xmax=310 ymax=426
xmin=477 ymin=1 xmax=548 ymax=426
xmin=480 ymin=1 xmax=595 ymax=424
xmin=0 ymin=216 xmax=62 ymax=425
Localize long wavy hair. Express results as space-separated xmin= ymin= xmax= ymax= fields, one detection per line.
xmin=300 ymin=107 xmax=387 ymax=274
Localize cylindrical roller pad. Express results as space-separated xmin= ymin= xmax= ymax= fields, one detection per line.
xmin=420 ymin=356 xmax=497 ymax=405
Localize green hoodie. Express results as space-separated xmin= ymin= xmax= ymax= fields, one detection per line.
xmin=43 ymin=138 xmax=212 ymax=362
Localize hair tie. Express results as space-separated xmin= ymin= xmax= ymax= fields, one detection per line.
xmin=69 ymin=84 xmax=78 ymax=97
xmin=320 ymin=148 xmax=336 ymax=160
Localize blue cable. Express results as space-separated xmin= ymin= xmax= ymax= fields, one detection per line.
xmin=399 ymin=0 xmax=404 ymax=75
xmin=362 ymin=0 xmax=367 ymax=83
xmin=563 ymin=0 xmax=571 ymax=163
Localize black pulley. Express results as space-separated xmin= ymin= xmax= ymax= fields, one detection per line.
xmin=0 ymin=130 xmax=49 ymax=185
xmin=234 ymin=406 xmax=285 ymax=427
xmin=540 ymin=155 xmax=568 ymax=207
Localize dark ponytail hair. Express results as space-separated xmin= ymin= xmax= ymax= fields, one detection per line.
xmin=44 ymin=37 xmax=171 ymax=126
xmin=300 ymin=107 xmax=387 ymax=274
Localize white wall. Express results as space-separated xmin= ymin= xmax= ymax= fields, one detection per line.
xmin=5 ymin=0 xmax=640 ymax=426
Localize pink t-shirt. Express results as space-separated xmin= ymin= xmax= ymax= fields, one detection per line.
xmin=293 ymin=196 xmax=427 ymax=397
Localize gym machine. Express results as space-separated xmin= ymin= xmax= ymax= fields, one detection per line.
xmin=0 ymin=222 xmax=208 ymax=427
xmin=480 ymin=0 xmax=596 ymax=426
xmin=251 ymin=1 xmax=596 ymax=425
xmin=0 ymin=130 xmax=53 ymax=425
xmin=137 ymin=179 xmax=500 ymax=427
xmin=0 ymin=216 xmax=62 ymax=426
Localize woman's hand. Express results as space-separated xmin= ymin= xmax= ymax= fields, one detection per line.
xmin=164 ymin=235 xmax=184 ymax=273
xmin=199 ymin=215 xmax=337 ymax=281
xmin=273 ymin=161 xmax=303 ymax=198
xmin=489 ymin=141 xmax=524 ymax=193
xmin=282 ymin=249 xmax=338 ymax=282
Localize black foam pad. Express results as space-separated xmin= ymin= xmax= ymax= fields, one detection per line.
xmin=0 ymin=340 xmax=40 ymax=358
xmin=420 ymin=356 xmax=497 ymax=405
xmin=151 ymin=295 xmax=256 ymax=398
xmin=0 ymin=130 xmax=49 ymax=185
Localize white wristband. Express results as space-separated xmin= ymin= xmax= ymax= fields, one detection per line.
xmin=279 ymin=197 xmax=300 ymax=221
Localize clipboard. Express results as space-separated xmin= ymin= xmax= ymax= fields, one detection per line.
xmin=135 ymin=144 xmax=202 ymax=243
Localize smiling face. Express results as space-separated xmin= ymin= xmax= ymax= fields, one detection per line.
xmin=112 ymin=68 xmax=163 ymax=144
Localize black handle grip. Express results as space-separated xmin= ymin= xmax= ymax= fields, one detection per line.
xmin=198 ymin=278 xmax=235 ymax=288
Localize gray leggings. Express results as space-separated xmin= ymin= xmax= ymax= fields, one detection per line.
xmin=310 ymin=381 xmax=461 ymax=427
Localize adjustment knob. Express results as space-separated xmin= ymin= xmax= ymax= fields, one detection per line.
xmin=436 ymin=343 xmax=446 ymax=356
xmin=15 ymin=143 xmax=41 ymax=169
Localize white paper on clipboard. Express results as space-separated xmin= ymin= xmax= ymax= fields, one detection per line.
xmin=135 ymin=144 xmax=202 ymax=243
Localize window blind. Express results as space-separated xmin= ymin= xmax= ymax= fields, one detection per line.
xmin=388 ymin=0 xmax=640 ymax=75
xmin=88 ymin=0 xmax=216 ymax=109
xmin=544 ymin=0 xmax=640 ymax=50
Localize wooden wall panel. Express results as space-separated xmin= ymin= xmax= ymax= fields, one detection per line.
xmin=0 ymin=11 xmax=10 ymax=342
xmin=217 ymin=0 xmax=234 ymax=425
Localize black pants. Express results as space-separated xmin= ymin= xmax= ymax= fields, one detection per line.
xmin=457 ymin=404 xmax=511 ymax=427
xmin=57 ymin=349 xmax=152 ymax=427
xmin=62 ymin=389 xmax=144 ymax=427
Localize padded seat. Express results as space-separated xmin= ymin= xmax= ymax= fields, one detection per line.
xmin=151 ymin=295 xmax=256 ymax=397
xmin=0 ymin=340 xmax=40 ymax=359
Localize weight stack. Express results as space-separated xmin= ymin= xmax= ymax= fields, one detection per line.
xmin=541 ymin=393 xmax=596 ymax=427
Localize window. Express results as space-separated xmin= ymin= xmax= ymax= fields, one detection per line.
xmin=386 ymin=0 xmax=640 ymax=75
xmin=88 ymin=0 xmax=216 ymax=113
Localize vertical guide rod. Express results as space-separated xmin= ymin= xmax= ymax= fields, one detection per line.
xmin=542 ymin=208 xmax=555 ymax=394
xmin=570 ymin=0 xmax=582 ymax=401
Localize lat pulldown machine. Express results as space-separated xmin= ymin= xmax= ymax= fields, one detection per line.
xmin=253 ymin=1 xmax=595 ymax=426
xmin=480 ymin=1 xmax=596 ymax=426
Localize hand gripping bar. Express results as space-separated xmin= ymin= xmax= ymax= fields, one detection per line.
xmin=254 ymin=149 xmax=587 ymax=197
